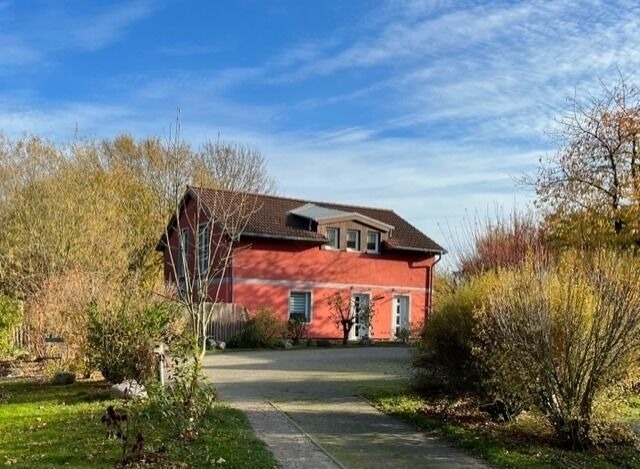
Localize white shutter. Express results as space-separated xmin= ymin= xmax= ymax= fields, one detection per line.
xmin=289 ymin=292 xmax=310 ymax=322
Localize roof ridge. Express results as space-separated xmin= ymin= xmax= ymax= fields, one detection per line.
xmin=190 ymin=185 xmax=396 ymax=213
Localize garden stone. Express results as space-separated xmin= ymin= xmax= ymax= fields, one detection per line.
xmin=110 ymin=379 xmax=148 ymax=400
xmin=206 ymin=338 xmax=218 ymax=350
xmin=216 ymin=341 xmax=226 ymax=350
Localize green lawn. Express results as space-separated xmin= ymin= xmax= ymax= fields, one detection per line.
xmin=0 ymin=380 xmax=278 ymax=469
xmin=364 ymin=387 xmax=640 ymax=469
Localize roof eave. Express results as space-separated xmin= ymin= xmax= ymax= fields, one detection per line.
xmin=241 ymin=231 xmax=327 ymax=243
xmin=385 ymin=244 xmax=447 ymax=255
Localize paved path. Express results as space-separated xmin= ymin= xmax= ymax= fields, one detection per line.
xmin=204 ymin=347 xmax=487 ymax=469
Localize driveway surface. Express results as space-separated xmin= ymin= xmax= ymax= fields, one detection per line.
xmin=204 ymin=347 xmax=487 ymax=469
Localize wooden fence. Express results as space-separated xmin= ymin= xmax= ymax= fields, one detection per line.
xmin=204 ymin=303 xmax=249 ymax=343
xmin=9 ymin=303 xmax=249 ymax=353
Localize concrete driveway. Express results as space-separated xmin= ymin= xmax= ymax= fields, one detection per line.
xmin=204 ymin=347 xmax=487 ymax=469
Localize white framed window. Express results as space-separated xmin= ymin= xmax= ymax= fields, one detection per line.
xmin=350 ymin=293 xmax=371 ymax=340
xmin=198 ymin=224 xmax=210 ymax=276
xmin=289 ymin=291 xmax=312 ymax=323
xmin=366 ymin=231 xmax=380 ymax=253
xmin=393 ymin=295 xmax=410 ymax=338
xmin=346 ymin=229 xmax=360 ymax=251
xmin=326 ymin=227 xmax=340 ymax=249
xmin=178 ymin=228 xmax=189 ymax=278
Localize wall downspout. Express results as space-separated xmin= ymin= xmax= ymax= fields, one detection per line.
xmin=426 ymin=253 xmax=442 ymax=323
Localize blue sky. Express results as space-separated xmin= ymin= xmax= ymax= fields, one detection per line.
xmin=2 ymin=0 xmax=640 ymax=251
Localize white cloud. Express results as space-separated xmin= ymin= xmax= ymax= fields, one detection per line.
xmin=71 ymin=1 xmax=155 ymax=51
xmin=0 ymin=1 xmax=156 ymax=67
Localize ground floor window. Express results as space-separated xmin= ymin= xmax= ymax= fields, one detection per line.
xmin=289 ymin=291 xmax=312 ymax=323
xmin=394 ymin=295 xmax=410 ymax=337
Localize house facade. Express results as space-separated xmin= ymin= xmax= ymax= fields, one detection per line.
xmin=159 ymin=187 xmax=445 ymax=341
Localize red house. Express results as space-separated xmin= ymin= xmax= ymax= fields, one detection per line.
xmin=159 ymin=187 xmax=446 ymax=341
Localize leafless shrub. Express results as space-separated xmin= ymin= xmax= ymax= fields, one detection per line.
xmin=446 ymin=208 xmax=546 ymax=278
xmin=479 ymin=251 xmax=640 ymax=449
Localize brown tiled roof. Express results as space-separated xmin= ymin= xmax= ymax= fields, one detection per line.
xmin=191 ymin=187 xmax=446 ymax=254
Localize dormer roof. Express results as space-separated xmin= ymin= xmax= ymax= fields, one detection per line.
xmin=289 ymin=203 xmax=395 ymax=232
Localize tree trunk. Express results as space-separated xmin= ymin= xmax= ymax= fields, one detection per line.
xmin=341 ymin=319 xmax=353 ymax=345
xmin=558 ymin=417 xmax=589 ymax=450
xmin=199 ymin=334 xmax=207 ymax=361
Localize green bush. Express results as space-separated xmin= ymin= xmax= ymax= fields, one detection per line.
xmin=414 ymin=272 xmax=527 ymax=421
xmin=87 ymin=300 xmax=178 ymax=383
xmin=287 ymin=316 xmax=308 ymax=345
xmin=395 ymin=327 xmax=411 ymax=344
xmin=228 ymin=308 xmax=285 ymax=348
xmin=144 ymin=357 xmax=217 ymax=440
xmin=479 ymin=251 xmax=640 ymax=449
xmin=51 ymin=371 xmax=76 ymax=385
xmin=0 ymin=296 xmax=22 ymax=359
xmin=414 ymin=273 xmax=498 ymax=395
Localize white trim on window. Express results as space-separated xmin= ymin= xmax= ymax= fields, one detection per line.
xmin=197 ymin=223 xmax=209 ymax=276
xmin=366 ymin=231 xmax=380 ymax=254
xmin=390 ymin=294 xmax=411 ymax=339
xmin=178 ymin=228 xmax=189 ymax=279
xmin=288 ymin=290 xmax=313 ymax=323
xmin=325 ymin=227 xmax=340 ymax=250
xmin=350 ymin=292 xmax=371 ymax=340
xmin=346 ymin=229 xmax=360 ymax=252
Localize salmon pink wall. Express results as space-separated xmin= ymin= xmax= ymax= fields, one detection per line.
xmin=231 ymin=239 xmax=435 ymax=339
xmin=233 ymin=284 xmax=426 ymax=340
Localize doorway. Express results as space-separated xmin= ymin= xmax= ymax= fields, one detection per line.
xmin=350 ymin=293 xmax=371 ymax=340
xmin=393 ymin=295 xmax=410 ymax=338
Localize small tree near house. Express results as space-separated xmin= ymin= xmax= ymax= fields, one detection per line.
xmin=160 ymin=117 xmax=268 ymax=362
xmin=327 ymin=291 xmax=380 ymax=345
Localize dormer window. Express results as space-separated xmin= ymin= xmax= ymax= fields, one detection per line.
xmin=366 ymin=231 xmax=380 ymax=253
xmin=326 ymin=227 xmax=340 ymax=249
xmin=346 ymin=229 xmax=360 ymax=251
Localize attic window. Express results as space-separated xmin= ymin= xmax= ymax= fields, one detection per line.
xmin=326 ymin=227 xmax=339 ymax=249
xmin=366 ymin=231 xmax=380 ymax=253
xmin=346 ymin=229 xmax=360 ymax=251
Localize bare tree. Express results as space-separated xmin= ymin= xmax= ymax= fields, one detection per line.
xmin=445 ymin=208 xmax=545 ymax=278
xmin=534 ymin=74 xmax=640 ymax=247
xmin=160 ymin=119 xmax=262 ymax=361
xmin=327 ymin=291 xmax=380 ymax=345
xmin=197 ymin=141 xmax=277 ymax=194
xmin=480 ymin=251 xmax=640 ymax=449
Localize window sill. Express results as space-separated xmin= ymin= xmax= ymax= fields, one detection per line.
xmin=288 ymin=317 xmax=312 ymax=324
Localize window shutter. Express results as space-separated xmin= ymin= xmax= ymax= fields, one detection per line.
xmin=289 ymin=292 xmax=307 ymax=312
xmin=289 ymin=292 xmax=310 ymax=322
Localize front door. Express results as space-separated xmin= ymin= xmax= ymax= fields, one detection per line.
xmin=350 ymin=293 xmax=371 ymax=340
xmin=393 ymin=296 xmax=410 ymax=338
